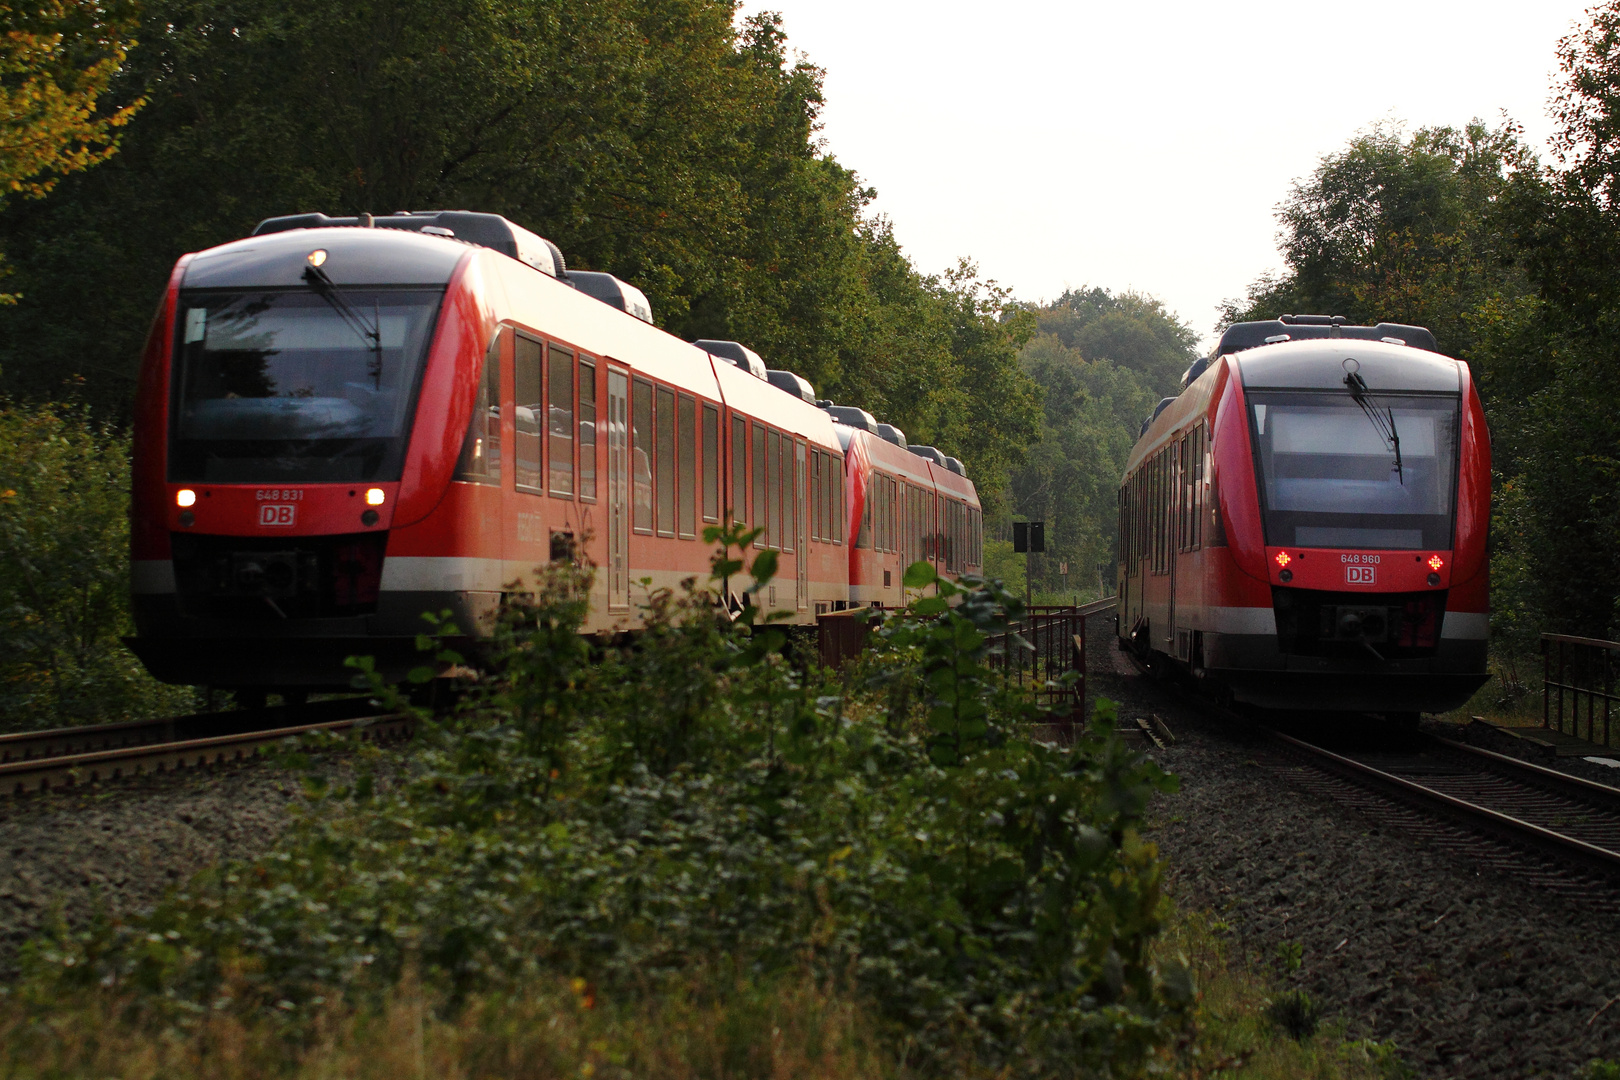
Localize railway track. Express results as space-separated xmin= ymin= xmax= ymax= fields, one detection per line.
xmin=1264 ymin=724 xmax=1620 ymax=888
xmin=0 ymin=698 xmax=411 ymax=798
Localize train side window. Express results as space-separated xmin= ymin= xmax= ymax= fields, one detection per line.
xmin=1193 ymin=422 xmax=1205 ymax=549
xmin=809 ymin=450 xmax=820 ymax=541
xmin=678 ymin=394 xmax=697 ymax=538
xmin=752 ymin=422 xmax=767 ymax=546
xmin=455 ymin=328 xmax=504 ymax=485
xmin=856 ymin=474 xmax=872 ymax=549
xmin=550 ymin=345 xmax=575 ymax=497
xmin=767 ymin=430 xmax=782 ymax=549
xmin=782 ymin=434 xmax=796 ymax=554
xmin=656 ymin=386 xmax=676 ymax=537
xmin=631 ymin=378 xmax=653 ymax=533
xmin=578 ymin=359 xmax=597 ymax=502
xmin=513 ymin=333 xmax=542 ymax=493
xmin=701 ymin=402 xmax=719 ymax=524
xmin=732 ymin=413 xmax=747 ymax=528
xmin=835 ymin=456 xmax=845 ymax=544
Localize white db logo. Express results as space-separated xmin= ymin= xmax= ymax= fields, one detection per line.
xmin=259 ymin=504 xmax=296 ymax=527
xmin=1345 ymin=565 xmax=1376 ymax=585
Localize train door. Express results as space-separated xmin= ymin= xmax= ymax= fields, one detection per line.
xmin=606 ymin=367 xmax=630 ymax=612
xmin=795 ymin=438 xmax=808 ymax=610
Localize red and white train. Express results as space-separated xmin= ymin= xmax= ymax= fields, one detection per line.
xmin=1116 ymin=315 xmax=1490 ymax=714
xmin=127 ymin=211 xmax=983 ymax=693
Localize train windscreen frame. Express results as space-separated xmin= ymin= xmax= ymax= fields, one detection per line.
xmin=168 ymin=287 xmax=444 ymax=483
xmin=1247 ymin=390 xmax=1460 ymax=551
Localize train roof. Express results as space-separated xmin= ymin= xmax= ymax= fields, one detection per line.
xmin=182 ymin=226 xmax=469 ymax=289
xmin=253 ymin=210 xmax=565 ymax=277
xmin=1216 ymin=315 xmax=1438 ymax=355
xmin=1236 ymin=339 xmax=1462 ymax=393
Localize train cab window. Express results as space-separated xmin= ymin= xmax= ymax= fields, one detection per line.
xmin=549 ymin=346 xmax=575 ymax=497
xmin=578 ymin=360 xmax=597 ymax=502
xmin=631 ymin=378 xmax=653 ymax=533
xmin=172 ymin=287 xmax=443 ymax=484
xmin=732 ymin=413 xmax=747 ymax=528
xmin=701 ymin=402 xmax=719 ymax=523
xmin=455 ymin=329 xmax=504 ymax=485
xmin=1249 ymin=391 xmax=1459 ymax=550
xmin=752 ymin=422 xmax=768 ymax=546
xmin=512 ymin=333 xmax=542 ymax=494
xmin=678 ymin=394 xmax=697 ymax=538
xmin=656 ymin=386 xmax=676 ymax=536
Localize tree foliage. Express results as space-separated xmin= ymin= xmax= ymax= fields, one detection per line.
xmin=1005 ymin=289 xmax=1193 ymax=596
xmin=0 ymin=0 xmax=1036 ymax=502
xmin=0 ymin=0 xmax=139 ymax=200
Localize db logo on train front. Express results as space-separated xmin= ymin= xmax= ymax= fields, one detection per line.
xmin=258 ymin=504 xmax=296 ymax=527
xmin=1345 ymin=564 xmax=1376 ymax=585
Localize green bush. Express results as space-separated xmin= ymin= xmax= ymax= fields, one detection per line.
xmin=19 ymin=533 xmax=1186 ymax=1077
xmin=0 ymin=404 xmax=197 ymax=729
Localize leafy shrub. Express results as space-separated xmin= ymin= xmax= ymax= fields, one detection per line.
xmin=0 ymin=403 xmax=197 ymax=728
xmin=19 ymin=532 xmax=1186 ymax=1077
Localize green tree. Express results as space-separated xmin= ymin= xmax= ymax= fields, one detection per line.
xmin=0 ymin=0 xmax=1038 ymax=505
xmin=1007 ymin=288 xmax=1191 ymax=596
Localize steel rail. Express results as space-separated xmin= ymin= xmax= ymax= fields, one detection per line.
xmin=0 ymin=710 xmax=410 ymax=797
xmin=1431 ymin=734 xmax=1620 ymax=811
xmin=0 ymin=697 xmax=379 ymax=765
xmin=1266 ymin=728 xmax=1620 ymax=882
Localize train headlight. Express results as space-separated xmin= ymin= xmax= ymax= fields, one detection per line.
xmin=1427 ymin=555 xmax=1444 ymax=571
xmin=307 ymin=249 xmax=327 ymax=267
xmin=366 ymin=488 xmax=386 ymax=506
xmin=176 ymin=489 xmax=196 ymax=508
xmin=1275 ymin=551 xmax=1291 ymax=568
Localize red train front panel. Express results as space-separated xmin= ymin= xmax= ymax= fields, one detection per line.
xmin=1117 ymin=339 xmax=1489 ymax=713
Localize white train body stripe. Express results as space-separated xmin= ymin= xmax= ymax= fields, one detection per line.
xmin=379 ymin=556 xmax=507 ymax=592
xmin=1211 ymin=606 xmax=1277 ymax=635
xmin=1441 ymin=612 xmax=1489 ymax=640
xmin=132 ymin=560 xmax=177 ymax=594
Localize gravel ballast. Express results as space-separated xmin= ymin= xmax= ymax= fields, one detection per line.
xmin=0 ymin=761 xmax=309 ymax=973
xmin=1082 ymin=617 xmax=1620 ymax=1079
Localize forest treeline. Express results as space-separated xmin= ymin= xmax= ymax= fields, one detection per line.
xmin=0 ymin=0 xmax=1037 ymax=511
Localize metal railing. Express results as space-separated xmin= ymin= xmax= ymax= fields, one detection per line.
xmin=1542 ymin=632 xmax=1620 ymax=749
xmin=989 ymin=597 xmax=1118 ymax=724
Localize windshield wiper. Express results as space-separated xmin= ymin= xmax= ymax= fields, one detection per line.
xmin=302 ymin=264 xmax=383 ymax=388
xmin=1344 ymin=368 xmax=1404 ymax=485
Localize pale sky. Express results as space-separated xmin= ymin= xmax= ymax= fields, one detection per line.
xmin=738 ymin=0 xmax=1595 ymax=349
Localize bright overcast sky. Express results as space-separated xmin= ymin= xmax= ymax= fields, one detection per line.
xmin=738 ymin=0 xmax=1594 ymax=349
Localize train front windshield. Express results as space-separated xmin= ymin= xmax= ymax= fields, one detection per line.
xmin=1248 ymin=391 xmax=1459 ymax=550
xmin=169 ymin=288 xmax=443 ymax=483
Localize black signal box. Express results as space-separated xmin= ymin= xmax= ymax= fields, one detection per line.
xmin=1013 ymin=521 xmax=1045 ymax=553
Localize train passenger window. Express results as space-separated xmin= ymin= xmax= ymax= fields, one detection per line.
xmin=752 ymin=423 xmax=767 ymax=546
xmin=809 ymin=451 xmax=821 ymax=541
xmin=767 ymin=431 xmax=782 ymax=550
xmin=656 ymin=386 xmax=676 ymax=537
xmin=455 ymin=329 xmax=504 ymax=485
xmin=701 ymin=403 xmax=719 ymax=523
xmin=732 ymin=413 xmax=747 ymax=528
xmin=549 ymin=346 xmax=575 ymax=497
xmin=781 ymin=434 xmax=794 ymax=554
xmin=678 ymin=394 xmax=697 ymax=537
xmin=834 ymin=457 xmax=844 ymax=544
xmin=631 ymin=378 xmax=653 ymax=533
xmin=856 ymin=477 xmax=871 ymax=549
xmin=578 ymin=360 xmax=597 ymax=502
xmin=513 ymin=334 xmax=542 ymax=494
